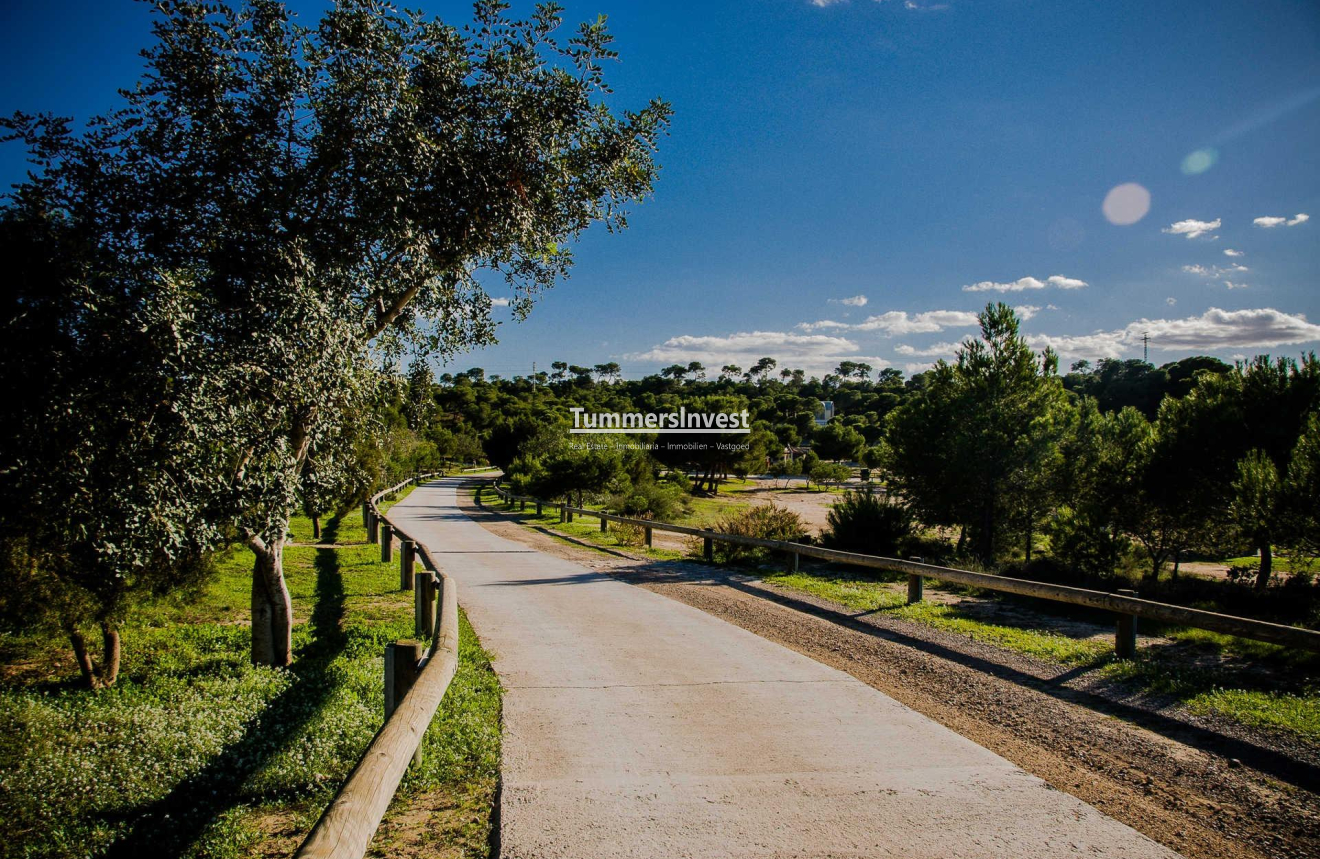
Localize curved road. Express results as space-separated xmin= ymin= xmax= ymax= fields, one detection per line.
xmin=390 ymin=478 xmax=1179 ymax=859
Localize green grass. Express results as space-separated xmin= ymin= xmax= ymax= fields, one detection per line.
xmin=763 ymin=571 xmax=1111 ymax=666
xmin=493 ymin=488 xmax=1320 ymax=743
xmin=1215 ymin=553 xmax=1317 ymax=575
xmin=484 ymin=491 xmax=689 ymax=562
xmin=760 ymin=568 xmax=1320 ymax=742
xmin=0 ymin=511 xmax=501 ymax=859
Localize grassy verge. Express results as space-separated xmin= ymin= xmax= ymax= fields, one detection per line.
xmin=0 ymin=510 xmax=501 ymax=859
xmin=1215 ymin=553 xmax=1317 ymax=575
xmin=479 ymin=490 xmax=689 ymax=562
xmin=760 ymin=568 xmax=1320 ymax=742
xmin=488 ymin=488 xmax=1320 ymax=744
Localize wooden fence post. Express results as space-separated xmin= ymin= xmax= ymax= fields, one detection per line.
xmin=381 ymin=524 xmax=393 ymax=565
xmin=567 ymin=508 xmax=574 ymax=523
xmin=367 ymin=511 xmax=379 ymax=545
xmin=703 ymin=537 xmax=714 ymax=562
xmin=791 ymin=551 xmax=799 ymax=573
xmin=644 ymin=526 xmax=653 ymax=548
xmin=520 ymin=499 xmax=526 ymax=512
xmin=559 ymin=504 xmax=566 ymax=523
xmin=600 ymin=516 xmax=608 ymax=533
xmin=401 ymin=540 xmax=416 ymax=591
xmin=362 ymin=501 xmax=369 ymax=527
xmin=536 ymin=500 xmax=543 ymax=516
xmin=414 ymin=573 xmax=435 ymax=639
xmin=907 ymin=574 xmax=924 ymax=604
xmin=383 ymin=640 xmax=424 ymax=720
xmin=1116 ymin=588 xmax=1138 ymax=659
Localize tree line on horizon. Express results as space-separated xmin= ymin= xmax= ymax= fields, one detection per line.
xmin=388 ymin=304 xmax=1319 ymax=627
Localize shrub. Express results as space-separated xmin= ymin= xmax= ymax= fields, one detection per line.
xmin=660 ymin=470 xmax=692 ymax=493
xmin=613 ymin=522 xmax=647 ymax=547
xmin=608 ymin=480 xmax=687 ymax=521
xmin=709 ymin=504 xmax=807 ymax=563
xmin=823 ymin=488 xmax=914 ymax=557
xmin=809 ymin=462 xmax=850 ymax=487
xmin=1044 ymin=505 xmax=1129 ymax=582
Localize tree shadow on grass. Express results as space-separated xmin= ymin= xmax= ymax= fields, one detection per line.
xmin=101 ymin=516 xmax=350 ymax=858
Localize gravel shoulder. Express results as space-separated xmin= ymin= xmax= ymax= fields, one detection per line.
xmin=460 ymin=486 xmax=1320 ymax=859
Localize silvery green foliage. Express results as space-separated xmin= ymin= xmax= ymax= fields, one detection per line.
xmin=0 ymin=235 xmax=223 ymax=640
xmin=2 ymin=0 xmax=668 ymax=663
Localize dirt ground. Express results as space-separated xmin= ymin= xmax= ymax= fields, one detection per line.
xmin=725 ymin=478 xmax=843 ymax=535
xmin=460 ymin=488 xmax=1320 ymax=859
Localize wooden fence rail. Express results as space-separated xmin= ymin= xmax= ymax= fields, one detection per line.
xmin=485 ymin=482 xmax=1320 ymax=656
xmin=294 ymin=473 xmax=458 ymax=859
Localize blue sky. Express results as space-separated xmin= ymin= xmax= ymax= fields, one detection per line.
xmin=3 ymin=0 xmax=1318 ymax=378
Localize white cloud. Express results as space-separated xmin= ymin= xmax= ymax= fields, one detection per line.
xmin=1028 ymin=307 xmax=1320 ymax=359
xmin=1015 ymin=305 xmax=1042 ymax=320
xmin=962 ymin=274 xmax=1089 ymax=293
xmin=963 ymin=276 xmax=1043 ymax=293
xmin=895 ymin=342 xmax=960 ymax=357
xmin=489 ymin=297 xmax=511 ymax=307
xmin=628 ymin=330 xmax=897 ymax=377
xmin=1254 ymin=213 xmax=1309 ymax=228
xmin=1224 ymin=281 xmax=1249 ymax=290
xmin=810 ymin=0 xmax=846 ymax=5
xmin=1182 ymin=263 xmax=1248 ymax=281
xmin=1162 ymin=218 xmax=1221 ymax=239
xmin=1224 ymin=248 xmax=1244 ymax=257
xmin=799 ymin=309 xmax=979 ymax=335
xmin=829 ymin=295 xmax=868 ymax=307
xmin=1166 ymin=297 xmax=1177 ymax=306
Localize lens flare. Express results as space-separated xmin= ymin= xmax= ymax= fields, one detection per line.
xmin=1181 ymin=148 xmax=1218 ymax=175
xmin=1102 ymin=182 xmax=1151 ymax=226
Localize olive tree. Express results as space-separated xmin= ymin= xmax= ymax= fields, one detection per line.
xmin=4 ymin=0 xmax=669 ymax=665
xmin=0 ymin=212 xmax=221 ymax=688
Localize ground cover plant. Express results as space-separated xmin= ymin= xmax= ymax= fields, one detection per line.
xmin=0 ymin=510 xmax=501 ymax=859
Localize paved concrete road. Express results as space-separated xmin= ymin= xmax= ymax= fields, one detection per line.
xmin=390 ymin=479 xmax=1180 ymax=859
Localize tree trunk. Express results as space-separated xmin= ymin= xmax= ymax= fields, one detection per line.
xmin=1024 ymin=519 xmax=1034 ymax=564
xmin=66 ymin=621 xmax=121 ymax=690
xmin=98 ymin=622 xmax=121 ymax=686
xmin=251 ymin=541 xmax=294 ymax=667
xmin=311 ymin=515 xmax=321 ymax=541
xmin=956 ymin=525 xmax=967 ymax=555
xmin=1255 ymin=542 xmax=1273 ymax=590
xmin=1171 ymin=549 xmax=1181 ymax=580
xmin=1146 ymin=550 xmax=1165 ymax=581
xmin=977 ymin=499 xmax=996 ymax=563
xmin=68 ymin=626 xmax=99 ymax=690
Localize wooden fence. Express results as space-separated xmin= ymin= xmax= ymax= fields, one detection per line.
xmin=294 ymin=473 xmax=457 ymax=859
xmin=484 ymin=482 xmax=1320 ymax=657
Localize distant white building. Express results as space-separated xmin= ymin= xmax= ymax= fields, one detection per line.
xmin=814 ymin=401 xmax=835 ymax=427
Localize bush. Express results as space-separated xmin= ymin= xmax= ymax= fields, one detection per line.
xmin=1044 ymin=505 xmax=1129 ymax=582
xmin=608 ymin=480 xmax=687 ymax=521
xmin=660 ymin=470 xmax=692 ymax=493
xmin=823 ymin=488 xmax=914 ymax=557
xmin=709 ymin=504 xmax=807 ymax=563
xmin=809 ymin=462 xmax=850 ymax=487
xmin=613 ymin=522 xmax=648 ymax=547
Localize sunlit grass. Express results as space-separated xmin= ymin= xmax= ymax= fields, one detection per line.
xmin=761 ymin=568 xmax=1320 ymax=741
xmin=0 ymin=506 xmax=500 ymax=859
